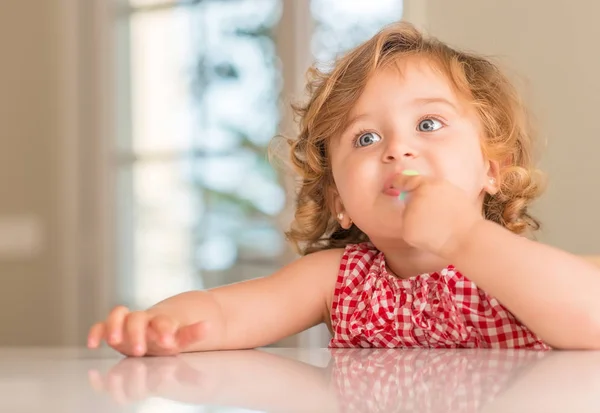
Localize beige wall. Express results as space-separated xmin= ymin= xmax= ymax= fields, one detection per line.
xmin=409 ymin=0 xmax=600 ymax=254
xmin=0 ymin=1 xmax=66 ymax=345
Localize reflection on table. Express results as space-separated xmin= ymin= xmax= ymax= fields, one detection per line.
xmin=88 ymin=347 xmax=600 ymax=412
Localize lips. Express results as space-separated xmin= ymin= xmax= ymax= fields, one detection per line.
xmin=383 ymin=173 xmax=402 ymax=197
xmin=383 ymin=187 xmax=401 ymax=196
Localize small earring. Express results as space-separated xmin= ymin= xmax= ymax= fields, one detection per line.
xmin=489 ymin=178 xmax=496 ymax=185
xmin=337 ymin=213 xmax=344 ymax=221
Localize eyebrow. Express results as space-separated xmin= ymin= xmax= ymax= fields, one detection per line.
xmin=411 ymin=97 xmax=459 ymax=110
xmin=342 ymin=97 xmax=459 ymax=136
xmin=342 ymin=113 xmax=371 ymax=135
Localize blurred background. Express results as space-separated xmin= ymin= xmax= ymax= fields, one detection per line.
xmin=1 ymin=0 xmax=599 ymax=348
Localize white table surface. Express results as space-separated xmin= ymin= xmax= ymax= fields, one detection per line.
xmin=1 ymin=346 xmax=599 ymax=412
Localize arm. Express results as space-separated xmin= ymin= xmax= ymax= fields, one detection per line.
xmin=143 ymin=248 xmax=343 ymax=352
xmin=89 ymin=349 xmax=337 ymax=412
xmin=481 ymin=351 xmax=600 ymax=413
xmin=447 ymin=219 xmax=600 ymax=349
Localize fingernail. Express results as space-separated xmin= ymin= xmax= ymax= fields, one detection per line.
xmin=399 ymin=192 xmax=407 ymax=201
xmin=402 ymin=169 xmax=419 ymax=176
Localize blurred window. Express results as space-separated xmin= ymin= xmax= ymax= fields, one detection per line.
xmin=114 ymin=0 xmax=402 ymax=313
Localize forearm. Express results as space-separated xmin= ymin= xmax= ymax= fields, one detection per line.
xmin=447 ymin=219 xmax=600 ymax=349
xmin=169 ymin=351 xmax=336 ymax=412
xmin=141 ymin=250 xmax=339 ymax=353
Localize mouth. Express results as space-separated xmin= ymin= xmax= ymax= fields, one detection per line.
xmin=382 ymin=173 xmax=402 ymax=197
xmin=383 ymin=187 xmax=401 ymax=197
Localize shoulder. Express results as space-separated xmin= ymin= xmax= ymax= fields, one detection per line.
xmin=291 ymin=242 xmax=378 ymax=275
xmin=292 ymin=247 xmax=346 ymax=277
xmin=279 ymin=248 xmax=346 ymax=325
xmin=268 ymin=248 xmax=346 ymax=290
xmin=271 ymin=243 xmax=379 ymax=309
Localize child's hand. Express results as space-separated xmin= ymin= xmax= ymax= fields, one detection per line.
xmin=87 ymin=306 xmax=208 ymax=357
xmin=394 ymin=171 xmax=484 ymax=258
xmin=88 ymin=356 xmax=206 ymax=404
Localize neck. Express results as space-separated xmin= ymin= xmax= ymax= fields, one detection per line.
xmin=372 ymin=239 xmax=451 ymax=279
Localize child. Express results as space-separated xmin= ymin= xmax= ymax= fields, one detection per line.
xmin=88 ymin=21 xmax=600 ymax=356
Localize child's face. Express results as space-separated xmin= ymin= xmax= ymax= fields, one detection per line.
xmin=330 ymin=56 xmax=496 ymax=243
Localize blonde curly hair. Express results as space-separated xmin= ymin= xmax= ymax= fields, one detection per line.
xmin=282 ymin=21 xmax=544 ymax=255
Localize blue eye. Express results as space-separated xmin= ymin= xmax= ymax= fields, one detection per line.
xmin=355 ymin=132 xmax=382 ymax=147
xmin=418 ymin=118 xmax=443 ymax=132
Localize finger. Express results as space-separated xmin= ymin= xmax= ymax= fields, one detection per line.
xmin=87 ymin=323 xmax=105 ymax=349
xmin=393 ymin=171 xmax=424 ymax=192
xmin=124 ymin=311 xmax=150 ymax=356
xmin=394 ymin=173 xmax=426 ymax=201
xmin=122 ymin=360 xmax=149 ymax=401
xmin=107 ymin=355 xmax=145 ymax=376
xmin=400 ymin=174 xmax=424 ymax=193
xmin=106 ymin=306 xmax=130 ymax=346
xmin=146 ymin=326 xmax=158 ymax=344
xmin=148 ymin=315 xmax=179 ymax=348
xmin=147 ymin=360 xmax=178 ymax=393
xmin=173 ymin=359 xmax=205 ymax=386
xmin=88 ymin=369 xmax=105 ymax=393
xmin=106 ymin=368 xmax=129 ymax=405
xmin=176 ymin=321 xmax=208 ymax=350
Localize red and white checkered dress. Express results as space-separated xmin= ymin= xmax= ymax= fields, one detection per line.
xmin=329 ymin=242 xmax=549 ymax=350
xmin=329 ymin=348 xmax=548 ymax=413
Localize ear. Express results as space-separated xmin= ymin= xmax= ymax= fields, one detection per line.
xmin=329 ymin=188 xmax=353 ymax=229
xmin=484 ymin=159 xmax=501 ymax=195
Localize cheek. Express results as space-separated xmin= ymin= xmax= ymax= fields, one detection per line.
xmin=435 ymin=147 xmax=487 ymax=194
xmin=333 ymin=154 xmax=373 ymax=186
xmin=332 ymin=158 xmax=378 ymax=210
xmin=334 ymin=167 xmax=362 ymax=203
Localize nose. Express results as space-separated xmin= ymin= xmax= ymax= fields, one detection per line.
xmin=382 ymin=137 xmax=417 ymax=163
